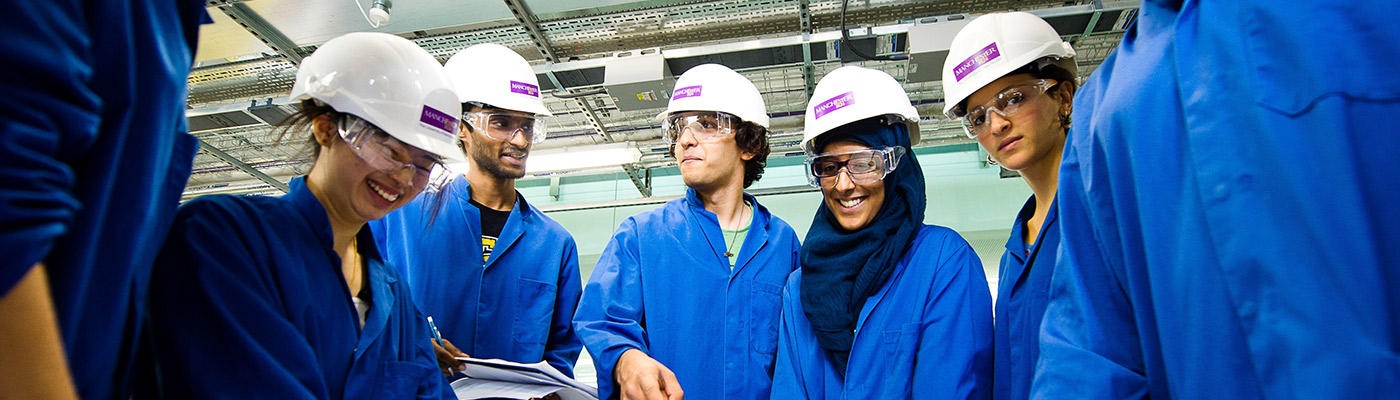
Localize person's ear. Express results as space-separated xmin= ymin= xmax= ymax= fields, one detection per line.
xmin=1049 ymin=84 xmax=1073 ymax=116
xmin=312 ymin=115 xmax=337 ymax=147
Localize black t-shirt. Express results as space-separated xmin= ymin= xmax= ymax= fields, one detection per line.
xmin=469 ymin=199 xmax=510 ymax=263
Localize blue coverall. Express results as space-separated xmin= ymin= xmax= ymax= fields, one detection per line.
xmin=771 ymin=225 xmax=993 ymax=399
xmin=371 ymin=177 xmax=583 ymax=375
xmin=146 ymin=178 xmax=450 ymax=399
xmin=0 ymin=1 xmax=205 ymax=398
xmin=574 ymin=189 xmax=801 ymax=399
xmin=993 ymin=199 xmax=1059 ymax=400
xmin=1034 ymin=0 xmax=1400 ymax=398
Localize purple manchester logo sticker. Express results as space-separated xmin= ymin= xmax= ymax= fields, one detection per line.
xmin=510 ymin=81 xmax=540 ymax=97
xmin=673 ymin=85 xmax=703 ymax=100
xmin=813 ymin=91 xmax=855 ymax=120
xmin=420 ymin=105 xmax=458 ymax=135
xmin=953 ymin=43 xmax=1001 ymax=82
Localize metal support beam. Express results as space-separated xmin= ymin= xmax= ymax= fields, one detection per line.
xmin=1082 ymin=11 xmax=1103 ymax=39
xmin=622 ymin=165 xmax=652 ymax=198
xmin=575 ymin=99 xmax=617 ymax=143
xmin=799 ymin=0 xmax=816 ymax=99
xmin=216 ymin=1 xmax=304 ymax=65
xmin=503 ymin=0 xmax=558 ymax=62
xmin=198 ymin=141 xmax=290 ymax=193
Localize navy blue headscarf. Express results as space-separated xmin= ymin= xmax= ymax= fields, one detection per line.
xmin=800 ymin=118 xmax=925 ymax=374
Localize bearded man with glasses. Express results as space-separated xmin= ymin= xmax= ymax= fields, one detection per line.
xmin=371 ymin=43 xmax=584 ymax=379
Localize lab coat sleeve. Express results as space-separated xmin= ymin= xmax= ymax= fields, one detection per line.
xmin=1031 ymin=137 xmax=1147 ymax=399
xmin=769 ymin=273 xmax=811 ymax=400
xmin=544 ymin=235 xmax=585 ymax=377
xmin=572 ymin=218 xmax=648 ymax=398
xmin=147 ymin=200 xmax=330 ymax=398
xmin=0 ymin=1 xmax=99 ymax=289
xmin=914 ymin=237 xmax=993 ymax=399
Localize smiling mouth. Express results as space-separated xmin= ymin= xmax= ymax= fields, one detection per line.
xmin=367 ymin=180 xmax=399 ymax=203
xmin=839 ymin=197 xmax=865 ymax=209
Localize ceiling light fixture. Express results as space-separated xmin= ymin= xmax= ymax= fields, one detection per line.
xmin=526 ymin=142 xmax=643 ymax=176
xmin=354 ymin=0 xmax=392 ymax=28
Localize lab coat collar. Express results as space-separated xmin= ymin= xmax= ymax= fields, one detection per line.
xmin=285 ymin=177 xmax=398 ymax=360
xmin=283 ymin=177 xmax=334 ymax=251
xmin=1002 ymin=196 xmax=1057 ymax=292
xmin=454 ymin=178 xmax=534 ymax=267
xmin=683 ymin=188 xmax=773 ymax=277
xmin=352 ymin=227 xmax=396 ymax=363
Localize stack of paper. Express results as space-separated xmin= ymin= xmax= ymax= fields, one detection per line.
xmin=451 ymin=358 xmax=599 ymax=400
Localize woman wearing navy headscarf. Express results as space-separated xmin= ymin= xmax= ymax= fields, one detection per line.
xmin=770 ymin=66 xmax=993 ymax=399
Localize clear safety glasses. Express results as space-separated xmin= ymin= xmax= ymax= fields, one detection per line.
xmin=957 ymin=79 xmax=1059 ymax=139
xmin=662 ymin=111 xmax=735 ymax=145
xmin=804 ymin=146 xmax=907 ymax=188
xmin=464 ymin=111 xmax=547 ymax=144
xmin=338 ymin=116 xmax=452 ymax=193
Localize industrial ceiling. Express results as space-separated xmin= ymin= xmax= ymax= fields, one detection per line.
xmin=184 ymin=0 xmax=1138 ymax=200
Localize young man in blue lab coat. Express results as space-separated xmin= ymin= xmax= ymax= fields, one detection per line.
xmin=0 ymin=2 xmax=206 ymax=398
xmin=574 ymin=64 xmax=801 ymax=400
xmin=372 ymin=43 xmax=583 ymax=377
xmin=1034 ymin=1 xmax=1400 ymax=398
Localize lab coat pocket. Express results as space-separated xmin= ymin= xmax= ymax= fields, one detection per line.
xmin=513 ymin=278 xmax=557 ymax=346
xmin=751 ymin=282 xmax=784 ymax=356
xmin=372 ymin=360 xmax=437 ymax=399
xmin=879 ymin=323 xmax=921 ymax=397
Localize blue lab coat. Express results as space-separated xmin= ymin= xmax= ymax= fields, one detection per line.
xmin=771 ymin=225 xmax=993 ymax=399
xmin=993 ymin=198 xmax=1058 ymax=400
xmin=0 ymin=1 xmax=205 ymax=398
xmin=146 ymin=178 xmax=450 ymax=400
xmin=1034 ymin=1 xmax=1400 ymax=398
xmin=574 ymin=189 xmax=801 ymax=399
xmin=371 ymin=177 xmax=583 ymax=375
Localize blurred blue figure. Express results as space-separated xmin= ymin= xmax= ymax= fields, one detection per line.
xmin=1035 ymin=1 xmax=1400 ymax=398
xmin=0 ymin=1 xmax=205 ymax=398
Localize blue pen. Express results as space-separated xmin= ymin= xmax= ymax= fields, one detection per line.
xmin=427 ymin=316 xmax=444 ymax=348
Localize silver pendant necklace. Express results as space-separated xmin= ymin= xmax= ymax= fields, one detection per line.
xmin=724 ymin=203 xmax=748 ymax=258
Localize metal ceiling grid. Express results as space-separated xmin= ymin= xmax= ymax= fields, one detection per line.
xmin=180 ymin=0 xmax=1137 ymax=200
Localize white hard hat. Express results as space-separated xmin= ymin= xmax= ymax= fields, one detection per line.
xmin=800 ymin=66 xmax=920 ymax=154
xmin=290 ymin=32 xmax=465 ymax=163
xmin=656 ymin=63 xmax=769 ymax=128
xmin=444 ymin=43 xmax=552 ymax=116
xmin=941 ymin=11 xmax=1076 ymax=118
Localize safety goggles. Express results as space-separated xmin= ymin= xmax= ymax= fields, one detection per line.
xmin=662 ymin=111 xmax=735 ymax=144
xmin=957 ymin=79 xmax=1059 ymax=139
xmin=464 ymin=111 xmax=547 ymax=144
xmin=338 ymin=115 xmax=452 ymax=193
xmin=804 ymin=146 xmax=906 ymax=188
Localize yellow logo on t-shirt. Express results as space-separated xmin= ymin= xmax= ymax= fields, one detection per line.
xmin=481 ymin=236 xmax=497 ymax=263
